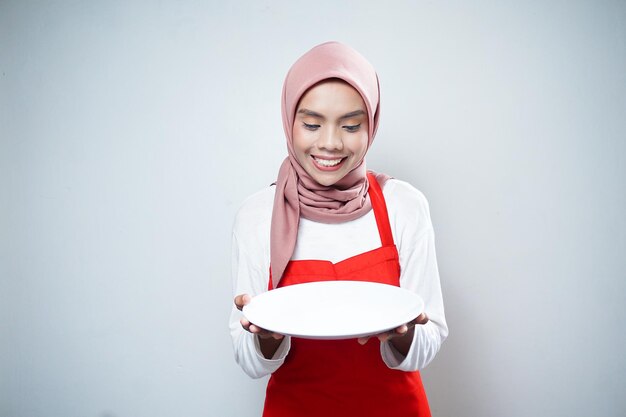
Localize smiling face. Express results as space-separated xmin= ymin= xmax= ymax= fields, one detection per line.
xmin=292 ymin=79 xmax=370 ymax=187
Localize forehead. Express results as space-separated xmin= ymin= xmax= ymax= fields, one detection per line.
xmin=297 ymin=79 xmax=366 ymax=113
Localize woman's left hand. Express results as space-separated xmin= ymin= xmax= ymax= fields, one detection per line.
xmin=357 ymin=313 xmax=429 ymax=353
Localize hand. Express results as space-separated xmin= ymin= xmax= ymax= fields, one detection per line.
xmin=234 ymin=294 xmax=284 ymax=341
xmin=357 ymin=312 xmax=429 ymax=345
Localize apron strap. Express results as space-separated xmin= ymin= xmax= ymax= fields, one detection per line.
xmin=366 ymin=172 xmax=395 ymax=247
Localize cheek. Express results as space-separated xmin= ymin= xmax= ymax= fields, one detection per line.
xmin=349 ymin=133 xmax=369 ymax=159
xmin=291 ymin=126 xmax=310 ymax=160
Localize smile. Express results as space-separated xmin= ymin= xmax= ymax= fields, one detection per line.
xmin=311 ymin=156 xmax=346 ymax=171
xmin=314 ymin=157 xmax=343 ymax=167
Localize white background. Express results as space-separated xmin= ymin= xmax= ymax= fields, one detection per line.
xmin=1 ymin=1 xmax=625 ymax=416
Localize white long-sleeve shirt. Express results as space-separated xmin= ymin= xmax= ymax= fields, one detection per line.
xmin=230 ymin=179 xmax=448 ymax=379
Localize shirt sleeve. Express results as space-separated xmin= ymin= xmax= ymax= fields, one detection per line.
xmin=229 ymin=192 xmax=291 ymax=379
xmin=379 ymin=181 xmax=448 ymax=371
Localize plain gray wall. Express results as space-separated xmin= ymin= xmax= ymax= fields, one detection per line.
xmin=1 ymin=1 xmax=625 ymax=416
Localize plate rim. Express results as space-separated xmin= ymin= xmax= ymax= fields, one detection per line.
xmin=242 ymin=280 xmax=424 ymax=340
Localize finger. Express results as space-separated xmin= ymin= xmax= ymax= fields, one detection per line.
xmin=357 ymin=336 xmax=370 ymax=345
xmin=412 ymin=313 xmax=429 ymax=325
xmin=234 ymin=295 xmax=244 ymax=310
xmin=240 ymin=317 xmax=251 ymax=332
xmin=395 ymin=324 xmax=409 ymax=335
xmin=249 ymin=324 xmax=284 ymax=340
xmin=373 ymin=324 xmax=409 ymax=343
xmin=377 ymin=333 xmax=391 ymax=342
xmin=249 ymin=323 xmax=271 ymax=336
xmin=408 ymin=313 xmax=429 ymax=326
xmin=234 ymin=294 xmax=251 ymax=311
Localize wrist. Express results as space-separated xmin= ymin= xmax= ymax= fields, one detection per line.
xmin=389 ymin=326 xmax=415 ymax=356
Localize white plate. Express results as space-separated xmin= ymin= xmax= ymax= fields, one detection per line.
xmin=242 ymin=281 xmax=424 ymax=340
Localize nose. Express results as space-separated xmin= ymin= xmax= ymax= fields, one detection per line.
xmin=317 ymin=127 xmax=344 ymax=151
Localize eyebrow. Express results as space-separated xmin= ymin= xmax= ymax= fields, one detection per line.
xmin=297 ymin=109 xmax=325 ymax=119
xmin=297 ymin=108 xmax=366 ymax=120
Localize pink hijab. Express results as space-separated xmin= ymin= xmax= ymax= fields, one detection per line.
xmin=270 ymin=41 xmax=389 ymax=288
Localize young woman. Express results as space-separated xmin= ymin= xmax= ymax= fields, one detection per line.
xmin=229 ymin=42 xmax=448 ymax=417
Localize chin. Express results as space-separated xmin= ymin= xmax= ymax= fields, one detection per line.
xmin=312 ymin=173 xmax=346 ymax=187
xmin=315 ymin=179 xmax=337 ymax=187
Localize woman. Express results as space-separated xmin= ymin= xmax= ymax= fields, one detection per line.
xmin=230 ymin=41 xmax=448 ymax=417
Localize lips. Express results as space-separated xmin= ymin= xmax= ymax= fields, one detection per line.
xmin=311 ymin=155 xmax=346 ymax=171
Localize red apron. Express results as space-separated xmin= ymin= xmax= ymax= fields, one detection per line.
xmin=263 ymin=173 xmax=431 ymax=417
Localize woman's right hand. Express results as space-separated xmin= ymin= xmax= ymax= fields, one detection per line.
xmin=234 ymin=294 xmax=285 ymax=341
xmin=235 ymin=294 xmax=285 ymax=359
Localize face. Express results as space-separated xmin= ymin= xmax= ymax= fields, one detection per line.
xmin=292 ymin=79 xmax=369 ymax=187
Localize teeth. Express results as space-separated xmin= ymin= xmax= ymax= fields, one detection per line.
xmin=314 ymin=157 xmax=343 ymax=167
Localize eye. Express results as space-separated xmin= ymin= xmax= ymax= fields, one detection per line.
xmin=343 ymin=124 xmax=361 ymax=133
xmin=303 ymin=122 xmax=320 ymax=131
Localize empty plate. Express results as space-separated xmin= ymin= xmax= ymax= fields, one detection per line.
xmin=242 ymin=280 xmax=424 ymax=339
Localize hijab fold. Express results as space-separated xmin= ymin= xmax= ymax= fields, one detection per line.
xmin=270 ymin=42 xmax=389 ymax=288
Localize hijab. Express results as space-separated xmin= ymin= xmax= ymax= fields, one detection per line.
xmin=270 ymin=41 xmax=389 ymax=288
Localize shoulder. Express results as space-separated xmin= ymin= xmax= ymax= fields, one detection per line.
xmin=232 ymin=186 xmax=275 ymax=238
xmin=382 ymin=178 xmax=433 ymax=237
xmin=382 ymin=178 xmax=431 ymax=217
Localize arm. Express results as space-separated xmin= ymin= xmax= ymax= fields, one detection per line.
xmin=378 ymin=181 xmax=449 ymax=371
xmin=229 ymin=198 xmax=291 ymax=378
